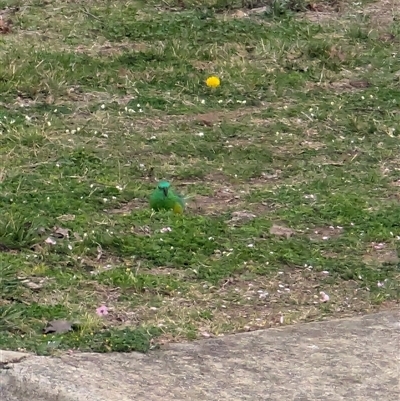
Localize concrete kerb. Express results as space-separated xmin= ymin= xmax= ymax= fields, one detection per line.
xmin=1 ymin=310 xmax=399 ymax=401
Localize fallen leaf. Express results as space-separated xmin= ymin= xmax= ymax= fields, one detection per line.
xmin=0 ymin=17 xmax=12 ymax=34
xmin=349 ymin=79 xmax=370 ymax=88
xmin=21 ymin=279 xmax=44 ymax=290
xmin=45 ymin=237 xmax=57 ymax=245
xmin=53 ymin=226 xmax=70 ymax=238
xmin=57 ymin=214 xmax=76 ymax=222
xmin=43 ymin=320 xmax=73 ymax=334
xmin=379 ymin=33 xmax=396 ymax=43
xmin=270 ymin=224 xmax=295 ymax=239
xmin=96 ymin=245 xmax=103 ymax=260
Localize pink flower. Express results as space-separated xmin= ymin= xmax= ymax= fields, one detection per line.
xmin=96 ymin=305 xmax=108 ymax=316
xmin=319 ymin=291 xmax=330 ymax=303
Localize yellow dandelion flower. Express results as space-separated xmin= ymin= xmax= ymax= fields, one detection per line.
xmin=206 ymin=76 xmax=220 ymax=88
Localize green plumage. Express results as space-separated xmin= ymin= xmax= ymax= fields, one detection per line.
xmin=149 ymin=181 xmax=185 ymax=214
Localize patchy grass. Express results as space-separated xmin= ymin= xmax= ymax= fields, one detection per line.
xmin=0 ymin=0 xmax=399 ymax=355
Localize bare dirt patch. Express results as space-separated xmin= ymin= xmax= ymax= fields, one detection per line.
xmin=363 ymin=243 xmax=399 ymax=265
xmin=269 ymin=223 xmax=296 ymax=239
xmin=74 ymin=41 xmax=151 ymax=57
xmin=138 ymin=265 xmax=394 ymax=344
xmin=306 ymin=77 xmax=372 ymax=94
xmin=364 ymin=0 xmax=400 ymax=26
xmin=189 ymin=187 xmax=241 ymax=214
xmin=107 ymin=199 xmax=146 ymax=215
xmin=307 ymin=225 xmax=343 ymax=241
xmin=304 ymin=0 xmax=399 ymax=26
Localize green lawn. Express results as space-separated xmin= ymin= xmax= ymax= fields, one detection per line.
xmin=0 ymin=0 xmax=399 ymax=355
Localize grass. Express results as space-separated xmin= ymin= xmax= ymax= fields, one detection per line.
xmin=0 ymin=0 xmax=399 ymax=355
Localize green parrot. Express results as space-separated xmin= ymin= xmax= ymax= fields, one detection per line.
xmin=149 ymin=180 xmax=185 ymax=214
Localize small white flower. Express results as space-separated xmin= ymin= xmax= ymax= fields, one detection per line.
xmin=247 ymin=243 xmax=254 ymax=247
xmin=196 ymin=132 xmax=204 ymax=137
xmin=101 ymin=104 xmax=105 ymax=109
xmin=200 ymin=99 xmax=205 ymax=104
xmin=160 ymin=227 xmax=172 ymax=233
xmin=47 ymin=121 xmax=51 ymax=126
xmin=139 ymin=109 xmax=143 ymax=113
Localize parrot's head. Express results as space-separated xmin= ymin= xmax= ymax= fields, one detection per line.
xmin=157 ymin=180 xmax=170 ymax=197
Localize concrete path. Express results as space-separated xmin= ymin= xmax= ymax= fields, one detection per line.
xmin=1 ymin=310 xmax=399 ymax=401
